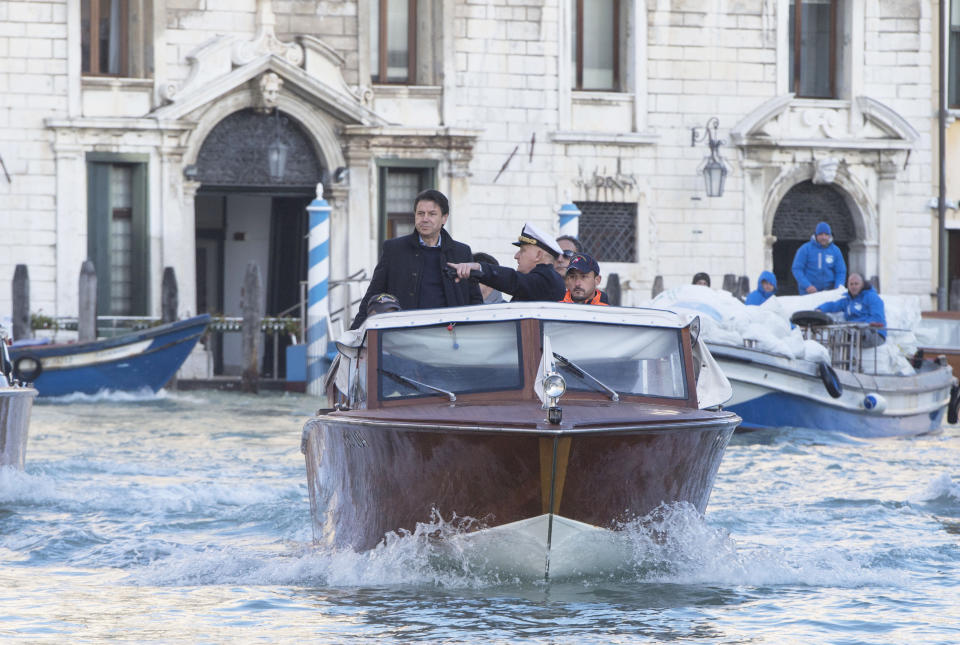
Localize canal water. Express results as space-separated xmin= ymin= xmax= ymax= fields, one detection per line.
xmin=2 ymin=389 xmax=959 ymax=643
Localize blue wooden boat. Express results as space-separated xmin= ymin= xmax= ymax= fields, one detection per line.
xmin=8 ymin=314 xmax=210 ymax=397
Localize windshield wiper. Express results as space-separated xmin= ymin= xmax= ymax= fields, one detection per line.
xmin=552 ymin=352 xmax=619 ymax=401
xmin=378 ymin=368 xmax=457 ymax=402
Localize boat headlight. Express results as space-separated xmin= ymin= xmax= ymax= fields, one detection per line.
xmin=543 ymin=373 xmax=566 ymax=399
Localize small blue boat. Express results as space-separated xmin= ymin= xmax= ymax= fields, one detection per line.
xmin=8 ymin=314 xmax=210 ymax=397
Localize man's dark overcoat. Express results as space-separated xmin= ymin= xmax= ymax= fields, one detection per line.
xmin=350 ymin=228 xmax=482 ymax=329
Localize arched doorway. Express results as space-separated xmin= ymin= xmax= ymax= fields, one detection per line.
xmin=772 ymin=181 xmax=855 ymax=295
xmin=193 ymin=108 xmax=323 ymax=376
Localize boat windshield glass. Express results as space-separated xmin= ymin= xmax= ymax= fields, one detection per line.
xmin=542 ymin=321 xmax=687 ymax=399
xmin=378 ymin=321 xmax=523 ymax=400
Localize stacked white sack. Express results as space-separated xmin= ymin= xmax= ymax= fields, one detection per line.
xmin=644 ymin=285 xmax=920 ymax=376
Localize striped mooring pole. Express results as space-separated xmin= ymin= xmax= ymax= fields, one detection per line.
xmin=558 ymin=202 xmax=581 ymax=240
xmin=306 ymin=183 xmax=331 ymax=396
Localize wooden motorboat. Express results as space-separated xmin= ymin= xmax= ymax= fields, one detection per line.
xmin=8 ymin=314 xmax=210 ymax=397
xmin=301 ymin=302 xmax=740 ymax=577
xmin=1 ymin=328 xmax=37 ymax=469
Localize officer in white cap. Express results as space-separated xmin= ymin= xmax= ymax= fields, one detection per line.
xmin=446 ymin=222 xmax=566 ymax=301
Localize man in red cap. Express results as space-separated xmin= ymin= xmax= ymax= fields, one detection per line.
xmin=560 ymin=253 xmax=607 ymax=305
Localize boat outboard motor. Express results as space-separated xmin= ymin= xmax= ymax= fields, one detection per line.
xmin=862 ymin=393 xmax=887 ymax=414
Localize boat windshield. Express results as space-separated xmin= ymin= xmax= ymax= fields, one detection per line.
xmin=542 ymin=321 xmax=688 ymax=399
xmin=378 ymin=320 xmax=523 ymax=400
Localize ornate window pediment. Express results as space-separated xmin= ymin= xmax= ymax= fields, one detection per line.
xmin=730 ymin=95 xmax=918 ymax=151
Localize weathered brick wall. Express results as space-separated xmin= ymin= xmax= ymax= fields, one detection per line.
xmin=0 ymin=0 xmax=68 ymax=320
xmin=451 ymin=0 xmax=561 ymax=265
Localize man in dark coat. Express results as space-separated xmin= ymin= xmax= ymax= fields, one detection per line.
xmin=446 ymin=222 xmax=565 ymax=302
xmin=350 ymin=189 xmax=482 ymax=329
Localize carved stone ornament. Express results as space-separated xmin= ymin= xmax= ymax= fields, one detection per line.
xmin=257 ymin=72 xmax=284 ymax=112
xmin=232 ymin=0 xmax=304 ymax=67
xmin=812 ymin=157 xmax=841 ymax=184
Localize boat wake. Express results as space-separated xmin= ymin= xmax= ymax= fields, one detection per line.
xmin=122 ymin=503 xmax=905 ymax=590
xmin=40 ymin=387 xmax=171 ymax=404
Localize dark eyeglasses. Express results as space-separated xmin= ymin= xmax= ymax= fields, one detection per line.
xmin=561 ymin=250 xmax=575 ymax=258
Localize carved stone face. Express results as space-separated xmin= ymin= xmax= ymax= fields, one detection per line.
xmin=258 ymin=72 xmax=283 ymax=110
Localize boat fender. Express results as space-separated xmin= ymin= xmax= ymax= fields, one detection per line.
xmin=818 ymin=363 xmax=843 ymax=399
xmin=862 ymin=393 xmax=887 ymax=414
xmin=948 ymin=384 xmax=960 ymax=425
xmin=13 ymin=354 xmax=42 ymax=382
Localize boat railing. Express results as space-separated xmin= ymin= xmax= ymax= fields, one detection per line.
xmin=795 ymin=321 xmax=882 ymax=374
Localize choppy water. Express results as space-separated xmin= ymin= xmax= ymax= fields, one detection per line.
xmin=2 ymin=390 xmax=960 ymax=643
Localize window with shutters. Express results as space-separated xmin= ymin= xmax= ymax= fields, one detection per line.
xmin=87 ymin=155 xmax=149 ymax=315
xmin=81 ymin=0 xmax=153 ymax=78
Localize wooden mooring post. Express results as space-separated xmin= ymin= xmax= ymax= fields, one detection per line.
xmin=651 ymin=275 xmax=664 ymax=298
xmin=78 ymin=260 xmax=97 ymax=342
xmin=241 ymin=262 xmax=263 ymax=393
xmin=162 ymin=267 xmax=178 ymax=324
xmin=11 ymin=264 xmax=30 ymax=341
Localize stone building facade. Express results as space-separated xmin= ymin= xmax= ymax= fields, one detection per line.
xmin=0 ymin=0 xmax=946 ymax=359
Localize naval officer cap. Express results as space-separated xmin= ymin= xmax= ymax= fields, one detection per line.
xmin=511 ymin=222 xmax=563 ymax=258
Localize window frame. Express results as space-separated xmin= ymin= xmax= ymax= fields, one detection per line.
xmin=789 ymin=0 xmax=838 ymax=99
xmin=372 ymin=0 xmax=417 ymax=85
xmin=376 ymin=320 xmax=526 ymax=402
xmin=82 ymin=0 xmax=129 ymax=77
xmin=375 ymin=160 xmax=438 ymax=247
xmin=572 ymin=0 xmax=621 ymax=92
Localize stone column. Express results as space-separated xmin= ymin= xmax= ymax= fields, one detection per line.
xmin=343 ymin=140 xmax=375 ymax=328
xmin=53 ymin=140 xmax=85 ymax=318
xmin=162 ymin=144 xmax=198 ymax=318
xmin=876 ymin=161 xmax=899 ymax=294
xmin=742 ymin=161 xmax=767 ymax=283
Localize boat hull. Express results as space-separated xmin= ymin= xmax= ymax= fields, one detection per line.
xmin=302 ymin=410 xmax=737 ymax=554
xmin=9 ymin=314 xmax=210 ymax=397
xmin=709 ymin=343 xmax=953 ymax=437
xmin=0 ymin=386 xmax=37 ymax=469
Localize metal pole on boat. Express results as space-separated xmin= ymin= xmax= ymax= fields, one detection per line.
xmin=306 ymin=183 xmax=332 ymax=396
xmin=544 ymin=436 xmax=559 ymax=581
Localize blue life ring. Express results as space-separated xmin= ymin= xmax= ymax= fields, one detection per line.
xmin=819 ymin=363 xmax=843 ymax=399
xmin=948 ymin=384 xmax=960 ymax=425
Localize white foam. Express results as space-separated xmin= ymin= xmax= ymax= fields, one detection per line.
xmin=126 ymin=503 xmax=905 ymax=589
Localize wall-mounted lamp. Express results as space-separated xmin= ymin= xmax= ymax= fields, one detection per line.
xmin=690 ymin=117 xmax=728 ymax=198
xmin=182 ymin=164 xmax=198 ymax=180
xmin=267 ymin=107 xmax=289 ymax=182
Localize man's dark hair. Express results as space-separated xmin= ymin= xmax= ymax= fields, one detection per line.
xmin=473 ymin=252 xmax=499 ymax=266
xmin=556 ymin=235 xmax=583 ymax=253
xmin=414 ymin=189 xmax=449 ymax=215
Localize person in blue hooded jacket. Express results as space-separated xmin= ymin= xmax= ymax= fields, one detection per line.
xmin=791 ymin=221 xmax=846 ymax=294
xmin=745 ymin=271 xmax=777 ymax=306
xmin=816 ymin=273 xmax=886 ymax=347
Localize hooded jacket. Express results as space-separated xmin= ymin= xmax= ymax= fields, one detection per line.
xmin=745 ymin=271 xmax=777 ymax=306
xmin=816 ymin=283 xmax=887 ymax=338
xmin=791 ymin=235 xmax=846 ymax=293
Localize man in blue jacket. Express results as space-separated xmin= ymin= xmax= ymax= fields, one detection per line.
xmin=816 ymin=273 xmax=886 ymax=347
xmin=745 ymin=271 xmax=777 ymax=305
xmin=791 ymin=221 xmax=846 ymax=294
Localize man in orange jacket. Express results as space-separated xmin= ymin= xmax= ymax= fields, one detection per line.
xmin=560 ymin=253 xmax=608 ymax=305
